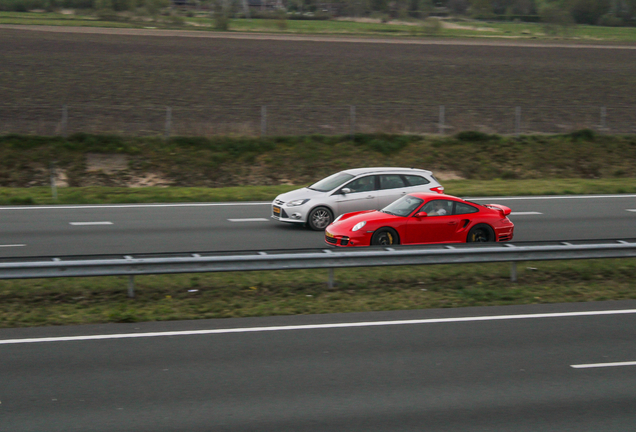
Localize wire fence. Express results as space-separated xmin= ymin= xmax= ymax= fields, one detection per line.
xmin=1 ymin=104 xmax=635 ymax=137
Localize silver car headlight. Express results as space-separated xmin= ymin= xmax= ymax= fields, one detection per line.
xmin=287 ymin=199 xmax=310 ymax=207
xmin=352 ymin=221 xmax=366 ymax=232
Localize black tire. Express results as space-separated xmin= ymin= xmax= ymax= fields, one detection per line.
xmin=466 ymin=224 xmax=495 ymax=243
xmin=371 ymin=228 xmax=400 ymax=246
xmin=307 ymin=206 xmax=333 ymax=231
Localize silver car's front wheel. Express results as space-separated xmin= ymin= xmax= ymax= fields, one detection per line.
xmin=307 ymin=207 xmax=333 ymax=231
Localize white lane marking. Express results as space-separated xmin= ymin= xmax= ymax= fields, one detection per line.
xmin=627 ymin=209 xmax=636 ymax=212
xmin=0 ymin=202 xmax=270 ymax=210
xmin=1 ymin=308 xmax=636 ymax=346
xmin=69 ymin=222 xmax=113 ymax=226
xmin=0 ymin=244 xmax=26 ymax=248
xmin=510 ymin=212 xmax=543 ymax=215
xmin=228 ymin=218 xmax=269 ymax=222
xmin=571 ymin=361 xmax=636 ymax=369
xmin=0 ymin=195 xmax=632 ymax=211
xmin=468 ymin=194 xmax=636 ymax=201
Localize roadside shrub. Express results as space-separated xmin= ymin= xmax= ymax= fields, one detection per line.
xmin=455 ymin=131 xmax=495 ymax=142
xmin=598 ymin=13 xmax=625 ymax=26
xmin=569 ymin=129 xmax=596 ymax=141
xmin=353 ymin=134 xmax=413 ymax=155
xmin=422 ymin=16 xmax=442 ymax=35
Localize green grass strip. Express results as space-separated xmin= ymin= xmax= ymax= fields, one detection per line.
xmin=1 ymin=259 xmax=634 ymax=327
xmin=1 ymin=178 xmax=635 ymax=206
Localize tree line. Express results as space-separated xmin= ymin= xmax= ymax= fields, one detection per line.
xmin=2 ymin=0 xmax=635 ymax=26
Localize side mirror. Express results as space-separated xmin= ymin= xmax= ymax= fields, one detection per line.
xmin=414 ymin=211 xmax=428 ymax=218
xmin=341 ymin=188 xmax=351 ymax=195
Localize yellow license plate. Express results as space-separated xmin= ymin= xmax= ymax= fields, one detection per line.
xmin=325 ymin=231 xmax=334 ymax=238
xmin=273 ymin=206 xmax=281 ymax=214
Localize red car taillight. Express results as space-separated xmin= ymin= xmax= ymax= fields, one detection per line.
xmin=430 ymin=186 xmax=444 ymax=194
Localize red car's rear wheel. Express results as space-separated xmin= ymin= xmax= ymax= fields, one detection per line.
xmin=467 ymin=224 xmax=495 ymax=243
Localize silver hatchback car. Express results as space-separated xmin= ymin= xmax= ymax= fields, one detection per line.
xmin=271 ymin=167 xmax=445 ymax=230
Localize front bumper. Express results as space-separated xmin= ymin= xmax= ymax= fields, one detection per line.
xmin=271 ymin=204 xmax=307 ymax=224
xmin=324 ymin=230 xmax=370 ymax=247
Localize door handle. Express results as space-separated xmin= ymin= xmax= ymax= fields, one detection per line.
xmin=366 ymin=195 xmax=375 ymax=199
xmin=448 ymin=221 xmax=457 ymax=225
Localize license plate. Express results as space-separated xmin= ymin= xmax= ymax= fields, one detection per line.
xmin=325 ymin=231 xmax=334 ymax=238
xmin=273 ymin=206 xmax=281 ymax=215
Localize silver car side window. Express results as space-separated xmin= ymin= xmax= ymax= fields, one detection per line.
xmin=343 ymin=176 xmax=376 ymax=193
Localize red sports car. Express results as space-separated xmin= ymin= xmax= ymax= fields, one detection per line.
xmin=324 ymin=193 xmax=514 ymax=247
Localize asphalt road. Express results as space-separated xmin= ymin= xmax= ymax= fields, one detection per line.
xmin=1 ymin=194 xmax=635 ymax=257
xmin=1 ymin=301 xmax=636 ymax=432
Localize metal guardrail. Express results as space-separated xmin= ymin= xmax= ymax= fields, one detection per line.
xmin=1 ymin=239 xmax=635 ymax=297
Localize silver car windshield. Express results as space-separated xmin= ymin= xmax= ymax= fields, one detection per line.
xmin=308 ymin=172 xmax=355 ymax=192
xmin=381 ymin=195 xmax=424 ymax=217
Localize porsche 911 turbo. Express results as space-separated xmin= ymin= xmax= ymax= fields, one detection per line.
xmin=324 ymin=193 xmax=514 ymax=247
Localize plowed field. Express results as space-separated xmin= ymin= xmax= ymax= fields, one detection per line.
xmin=2 ymin=27 xmax=636 ymax=135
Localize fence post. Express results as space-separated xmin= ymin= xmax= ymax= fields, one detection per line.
xmin=600 ymin=106 xmax=607 ymax=133
xmin=515 ymin=106 xmax=521 ymax=137
xmin=61 ymin=105 xmax=68 ymax=138
xmin=510 ymin=262 xmax=517 ymax=282
xmin=350 ymin=105 xmax=356 ymax=141
xmin=438 ymin=105 xmax=445 ymax=135
xmin=261 ymin=105 xmax=267 ymax=137
xmin=327 ymin=268 xmax=335 ymax=289
xmin=50 ymin=161 xmax=57 ymax=201
xmin=164 ymin=107 xmax=172 ymax=140
xmin=128 ymin=275 xmax=135 ymax=298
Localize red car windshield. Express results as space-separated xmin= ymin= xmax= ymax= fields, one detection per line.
xmin=381 ymin=195 xmax=424 ymax=217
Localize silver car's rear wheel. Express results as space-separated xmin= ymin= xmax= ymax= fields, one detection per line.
xmin=308 ymin=207 xmax=333 ymax=231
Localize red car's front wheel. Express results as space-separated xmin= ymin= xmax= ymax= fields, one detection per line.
xmin=371 ymin=228 xmax=400 ymax=246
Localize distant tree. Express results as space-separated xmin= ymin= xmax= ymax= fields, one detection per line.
xmin=447 ymin=0 xmax=469 ymax=14
xmin=469 ymin=0 xmax=494 ymax=15
xmin=112 ymin=0 xmax=136 ymax=10
xmin=213 ymin=0 xmax=230 ymax=29
xmin=565 ymin=0 xmax=611 ymax=23
xmin=539 ymin=3 xmax=575 ymax=33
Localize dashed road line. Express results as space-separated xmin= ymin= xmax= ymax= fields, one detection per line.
xmin=571 ymin=361 xmax=636 ymax=369
xmin=510 ymin=212 xmax=543 ymax=215
xmin=0 ymin=244 xmax=26 ymax=248
xmin=0 ymin=203 xmax=270 ymax=210
xmin=69 ymin=221 xmax=113 ymax=226
xmin=228 ymin=218 xmax=269 ymax=222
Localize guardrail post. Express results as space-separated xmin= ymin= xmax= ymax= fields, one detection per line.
xmin=515 ymin=106 xmax=521 ymax=137
xmin=510 ymin=262 xmax=517 ymax=283
xmin=128 ymin=275 xmax=135 ymax=298
xmin=328 ymin=268 xmax=335 ymax=289
xmin=438 ymin=105 xmax=445 ymax=135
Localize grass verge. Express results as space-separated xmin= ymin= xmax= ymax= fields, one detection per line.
xmin=1 ymin=177 xmax=636 ymax=206
xmin=1 ymin=259 xmax=634 ymax=328
xmin=3 ymin=12 xmax=636 ymax=42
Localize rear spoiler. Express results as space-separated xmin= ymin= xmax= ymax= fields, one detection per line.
xmin=484 ymin=204 xmax=512 ymax=217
